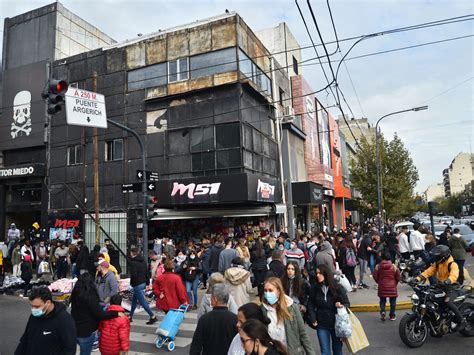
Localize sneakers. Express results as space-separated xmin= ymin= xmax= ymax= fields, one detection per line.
xmin=128 ymin=316 xmax=133 ymax=323
xmin=146 ymin=316 xmax=158 ymax=325
xmin=381 ymin=312 xmax=386 ymax=321
xmin=390 ymin=315 xmax=397 ymax=321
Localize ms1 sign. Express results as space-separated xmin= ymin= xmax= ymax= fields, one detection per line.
xmin=65 ymin=88 xmax=107 ymax=128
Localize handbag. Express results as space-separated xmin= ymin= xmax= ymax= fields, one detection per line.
xmin=335 ymin=307 xmax=352 ymax=338
xmin=344 ymin=309 xmax=369 ymax=353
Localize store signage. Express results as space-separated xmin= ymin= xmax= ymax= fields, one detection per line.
xmin=312 ymin=187 xmax=322 ymax=201
xmin=325 ymin=173 xmax=334 ymax=182
xmin=48 ymin=211 xmax=82 ymax=241
xmin=54 ymin=219 xmax=80 ymax=228
xmin=0 ymin=166 xmax=35 ymax=177
xmin=257 ymin=179 xmax=275 ymax=201
xmin=324 ymin=189 xmax=334 ymax=197
xmin=171 ymin=182 xmax=221 ymax=199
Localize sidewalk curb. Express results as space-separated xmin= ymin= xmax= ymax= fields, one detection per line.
xmin=351 ymin=301 xmax=412 ymax=313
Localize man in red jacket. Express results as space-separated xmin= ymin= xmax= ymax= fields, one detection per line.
xmin=99 ymin=294 xmax=130 ymax=355
xmin=153 ymin=259 xmax=189 ymax=312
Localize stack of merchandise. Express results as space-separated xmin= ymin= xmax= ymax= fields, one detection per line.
xmin=0 ymin=275 xmax=24 ymax=295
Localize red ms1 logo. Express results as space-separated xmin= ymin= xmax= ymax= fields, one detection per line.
xmin=54 ymin=219 xmax=80 ymax=228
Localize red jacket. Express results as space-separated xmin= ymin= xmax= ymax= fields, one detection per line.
xmin=373 ymin=260 xmax=400 ymax=298
xmin=98 ymin=304 xmax=130 ymax=355
xmin=153 ymin=271 xmax=189 ymax=311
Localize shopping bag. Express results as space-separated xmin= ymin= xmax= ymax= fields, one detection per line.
xmin=335 ymin=307 xmax=352 ymax=338
xmin=335 ymin=273 xmax=352 ymax=293
xmin=344 ymin=309 xmax=369 ymax=353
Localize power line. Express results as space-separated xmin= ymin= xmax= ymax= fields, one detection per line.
xmin=421 ymin=76 xmax=474 ymax=104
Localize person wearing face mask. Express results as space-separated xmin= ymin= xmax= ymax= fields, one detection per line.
xmin=227 ymin=302 xmax=272 ymax=355
xmin=15 ymin=286 xmax=77 ymax=355
xmin=261 ymin=277 xmax=314 ymax=355
xmin=182 ymin=249 xmax=201 ymax=310
xmin=34 ymin=240 xmax=48 ymax=271
xmin=285 ymin=242 xmax=305 ymax=271
xmin=280 ymin=261 xmax=310 ymax=314
xmin=174 ymin=251 xmax=187 ymax=274
xmin=239 ymin=319 xmax=288 ymax=355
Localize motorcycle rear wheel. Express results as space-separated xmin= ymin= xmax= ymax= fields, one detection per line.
xmin=459 ymin=303 xmax=474 ymax=337
xmin=399 ymin=313 xmax=428 ymax=347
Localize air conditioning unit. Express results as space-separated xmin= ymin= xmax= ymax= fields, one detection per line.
xmin=284 ymin=106 xmax=295 ymax=117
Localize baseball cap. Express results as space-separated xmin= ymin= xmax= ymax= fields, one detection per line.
xmin=97 ymin=259 xmax=109 ymax=268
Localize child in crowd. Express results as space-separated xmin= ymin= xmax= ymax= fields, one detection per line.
xmin=99 ymin=294 xmax=130 ymax=355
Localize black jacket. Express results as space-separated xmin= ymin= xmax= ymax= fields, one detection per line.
xmin=266 ymin=260 xmax=285 ymax=279
xmin=182 ymin=256 xmax=201 ymax=282
xmin=129 ymin=255 xmax=150 ymax=287
xmin=209 ymin=243 xmax=224 ymax=273
xmin=15 ymin=302 xmax=77 ymax=355
xmin=357 ymin=236 xmax=372 ymax=261
xmin=307 ymin=283 xmax=350 ymax=329
xmin=20 ymin=261 xmax=32 ymax=282
xmin=190 ymin=306 xmax=238 ymax=355
xmin=107 ymin=245 xmax=122 ymax=274
xmin=250 ymin=251 xmax=268 ymax=271
xmin=71 ymin=292 xmax=119 ymax=337
xmin=76 ymin=246 xmax=90 ymax=271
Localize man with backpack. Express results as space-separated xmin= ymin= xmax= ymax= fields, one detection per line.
xmin=356 ymin=231 xmax=372 ymax=289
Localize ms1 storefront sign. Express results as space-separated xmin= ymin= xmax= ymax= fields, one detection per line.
xmin=65 ymin=88 xmax=107 ymax=129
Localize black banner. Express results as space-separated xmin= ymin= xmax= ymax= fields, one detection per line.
xmin=292 ymin=181 xmax=324 ymax=205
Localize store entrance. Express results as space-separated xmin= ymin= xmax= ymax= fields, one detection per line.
xmin=6 ymin=210 xmax=41 ymax=238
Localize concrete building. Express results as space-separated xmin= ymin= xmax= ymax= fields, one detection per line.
xmin=47 ymin=12 xmax=291 ymax=257
xmin=337 ymin=116 xmax=376 ymax=147
xmin=424 ymin=183 xmax=445 ymax=202
xmin=0 ymin=2 xmax=114 ymax=238
xmin=446 ymin=153 xmax=474 ymax=196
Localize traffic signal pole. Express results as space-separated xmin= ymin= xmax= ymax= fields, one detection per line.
xmin=106 ymin=119 xmax=149 ymax=260
xmin=92 ymin=72 xmax=101 ymax=245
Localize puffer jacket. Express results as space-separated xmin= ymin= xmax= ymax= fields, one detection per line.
xmin=98 ymin=304 xmax=130 ymax=354
xmin=373 ymin=260 xmax=400 ymax=298
xmin=153 ymin=271 xmax=189 ymax=311
xmin=224 ymin=267 xmax=252 ymax=308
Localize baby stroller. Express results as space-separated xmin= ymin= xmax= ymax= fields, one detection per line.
xmin=155 ymin=304 xmax=188 ymax=351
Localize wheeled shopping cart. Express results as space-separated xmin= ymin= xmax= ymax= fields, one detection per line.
xmin=155 ymin=304 xmax=189 ymax=351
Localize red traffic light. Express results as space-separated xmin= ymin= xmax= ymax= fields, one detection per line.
xmin=48 ymin=79 xmax=68 ymax=94
xmin=150 ymin=196 xmax=158 ymax=204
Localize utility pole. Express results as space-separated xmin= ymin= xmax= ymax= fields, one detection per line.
xmin=92 ymin=71 xmax=100 ymax=245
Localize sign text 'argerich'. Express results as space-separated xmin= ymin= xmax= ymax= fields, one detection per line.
xmin=65 ymin=88 xmax=107 ymax=129
xmin=72 ymin=98 xmax=103 ymax=116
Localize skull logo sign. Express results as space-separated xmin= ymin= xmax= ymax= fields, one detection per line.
xmin=11 ymin=90 xmax=32 ymax=139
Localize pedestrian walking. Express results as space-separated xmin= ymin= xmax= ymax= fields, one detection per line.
xmin=239 ymin=319 xmax=289 ymax=355
xmin=315 ymin=241 xmax=336 ymax=274
xmin=373 ymin=252 xmax=400 ymax=321
xmin=20 ymin=254 xmax=33 ymax=295
xmin=219 ymin=239 xmax=239 ymax=274
xmin=266 ymin=250 xmax=286 ymax=279
xmin=224 ymin=257 xmax=253 ymax=308
xmin=236 ymin=237 xmax=251 ymax=269
xmin=398 ymin=226 xmax=411 ymax=260
xmin=337 ymin=234 xmax=358 ymax=291
xmin=250 ymin=239 xmax=268 ymax=302
xmin=190 ymin=284 xmax=238 ymax=355
xmin=11 ymin=241 xmax=22 ymax=277
xmin=104 ymin=238 xmax=122 ymax=275
xmin=285 ymin=241 xmax=306 ymax=271
xmin=34 ymin=240 xmax=48 ymax=270
xmin=15 ymin=286 xmax=77 ymax=355
xmin=182 ymin=249 xmax=201 ymax=310
xmin=7 ymin=223 xmax=21 ymax=257
xmin=200 ymin=239 xmax=211 ymax=289
xmin=98 ymin=294 xmax=130 ymax=355
xmin=448 ymin=228 xmax=468 ymax=285
xmin=262 ymin=277 xmax=315 ymax=355
xmin=95 ymin=259 xmax=119 ymax=306
xmin=307 ymin=264 xmax=350 ymax=355
xmin=54 ymin=241 xmax=69 ymax=279
xmin=153 ymin=258 xmax=189 ymax=313
xmin=410 ymin=225 xmax=426 ymax=259
xmin=281 ymin=261 xmax=310 ymax=314
xmin=70 ymin=273 xmax=123 ymax=355
xmin=356 ymin=232 xmax=372 ymax=289
xmin=197 ymin=272 xmax=238 ymax=319
xmin=128 ymin=247 xmax=158 ymax=324
xmin=76 ymin=240 xmax=91 ymax=275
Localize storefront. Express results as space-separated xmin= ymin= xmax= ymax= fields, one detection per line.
xmin=149 ymin=173 xmax=282 ymax=240
xmin=291 ymin=181 xmax=324 ymax=233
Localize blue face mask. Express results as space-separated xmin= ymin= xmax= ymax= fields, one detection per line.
xmin=264 ymin=291 xmax=279 ymax=305
xmin=31 ymin=306 xmax=45 ymax=317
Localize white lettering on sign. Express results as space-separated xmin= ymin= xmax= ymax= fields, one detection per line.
xmin=0 ymin=166 xmax=34 ymax=177
xmin=171 ymin=182 xmax=221 ymax=199
xmin=65 ymin=88 xmax=107 ymax=129
xmin=257 ymin=179 xmax=275 ymax=200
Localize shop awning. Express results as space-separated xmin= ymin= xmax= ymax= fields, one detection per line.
xmin=292 ymin=181 xmax=324 ymax=205
xmin=150 ymin=206 xmax=275 ymax=220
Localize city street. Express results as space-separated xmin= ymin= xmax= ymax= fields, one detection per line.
xmin=1 ymin=256 xmax=473 ymax=355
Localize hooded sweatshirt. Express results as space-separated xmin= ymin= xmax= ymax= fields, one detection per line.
xmin=449 ymin=233 xmax=468 ymax=260
xmin=15 ymin=302 xmax=77 ymax=355
xmin=315 ymin=241 xmax=335 ymax=273
xmin=224 ymin=266 xmax=252 ymax=308
xmin=96 ymin=269 xmax=119 ymax=305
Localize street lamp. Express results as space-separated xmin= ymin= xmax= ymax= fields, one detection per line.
xmin=375 ymin=105 xmax=428 ymax=231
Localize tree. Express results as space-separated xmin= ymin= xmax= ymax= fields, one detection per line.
xmin=349 ymin=133 xmax=419 ymax=219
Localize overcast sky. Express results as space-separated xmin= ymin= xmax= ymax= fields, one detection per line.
xmin=1 ymin=0 xmax=473 ymax=194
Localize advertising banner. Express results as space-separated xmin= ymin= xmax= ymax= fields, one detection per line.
xmin=48 ymin=211 xmax=83 ymax=241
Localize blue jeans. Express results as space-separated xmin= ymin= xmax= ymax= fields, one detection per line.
xmin=369 ymin=254 xmax=376 ymax=274
xmin=77 ymin=331 xmax=96 ymax=355
xmin=317 ymin=327 xmax=343 ymax=355
xmin=130 ymin=283 xmax=155 ymax=318
xmin=380 ymin=296 xmax=397 ymax=317
xmin=186 ymin=278 xmax=199 ymax=306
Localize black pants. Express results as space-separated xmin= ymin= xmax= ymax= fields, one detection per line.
xmin=56 ymin=257 xmax=68 ymax=279
xmin=343 ymin=266 xmax=357 ymax=286
xmin=253 ymin=269 xmax=267 ymax=301
xmin=401 ymin=252 xmax=410 ymax=260
xmin=446 ymin=290 xmax=464 ymax=325
xmin=201 ymin=272 xmax=208 ymax=288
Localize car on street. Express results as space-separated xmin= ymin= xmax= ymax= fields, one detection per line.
xmin=393 ymin=221 xmax=414 ymax=233
xmin=422 ymin=222 xmax=449 ymax=238
xmin=452 ymin=224 xmax=474 ymax=251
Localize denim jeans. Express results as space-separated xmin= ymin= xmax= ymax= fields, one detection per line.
xmin=130 ymin=283 xmax=155 ymax=318
xmin=317 ymin=327 xmax=343 ymax=355
xmin=357 ymin=258 xmax=368 ymax=286
xmin=369 ymin=254 xmax=376 ymax=274
xmin=77 ymin=331 xmax=96 ymax=355
xmin=454 ymin=260 xmax=465 ymax=284
xmin=186 ymin=278 xmax=199 ymax=306
xmin=380 ymin=296 xmax=397 ymax=317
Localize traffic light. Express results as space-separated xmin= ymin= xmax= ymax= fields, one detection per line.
xmin=147 ymin=195 xmax=158 ymax=211
xmin=42 ymin=79 xmax=68 ymax=115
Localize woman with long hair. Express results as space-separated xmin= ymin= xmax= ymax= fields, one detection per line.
xmin=239 ymin=319 xmax=288 ymax=355
xmin=280 ymin=261 xmax=310 ymax=313
xmin=153 ymin=259 xmax=189 ymax=313
xmin=70 ymin=273 xmax=122 ymax=355
xmin=337 ymin=234 xmax=358 ymax=291
xmin=262 ymin=277 xmax=314 ymax=355
xmin=228 ymin=302 xmax=271 ymax=354
xmin=307 ymin=264 xmax=350 ymax=355
xmin=251 ymin=239 xmax=268 ymax=302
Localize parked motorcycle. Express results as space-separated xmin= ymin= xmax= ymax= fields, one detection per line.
xmin=399 ymin=281 xmax=474 ymax=347
xmin=397 ymin=256 xmax=426 ymax=283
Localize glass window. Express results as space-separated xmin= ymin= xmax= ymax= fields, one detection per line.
xmin=191 ymin=126 xmax=215 ymax=152
xmin=105 ymin=139 xmax=123 ymax=161
xmin=191 ymin=48 xmax=237 ymax=79
xmin=192 ymin=153 xmax=202 ymax=170
xmin=238 ymin=49 xmax=252 ymax=79
xmin=217 ymin=149 xmax=241 ymax=168
xmin=168 ymin=60 xmax=178 ymax=82
xmin=216 ymin=123 xmax=240 ymax=149
xmin=293 ymin=56 xmax=299 ymax=75
xmin=192 ymin=152 xmax=215 ymax=171
xmin=168 ymin=58 xmax=188 ymax=83
xmin=67 ymin=145 xmax=82 ymax=165
xmin=179 ymin=58 xmax=189 ymax=80
xmin=128 ymin=62 xmax=167 ymax=91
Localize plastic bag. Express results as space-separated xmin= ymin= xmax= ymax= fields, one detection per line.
xmin=335 ymin=272 xmax=352 ymax=293
xmin=335 ymin=307 xmax=352 ymax=338
xmin=38 ymin=260 xmax=51 ymax=274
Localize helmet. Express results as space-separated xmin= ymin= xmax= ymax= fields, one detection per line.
xmin=429 ymin=245 xmax=451 ymax=263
